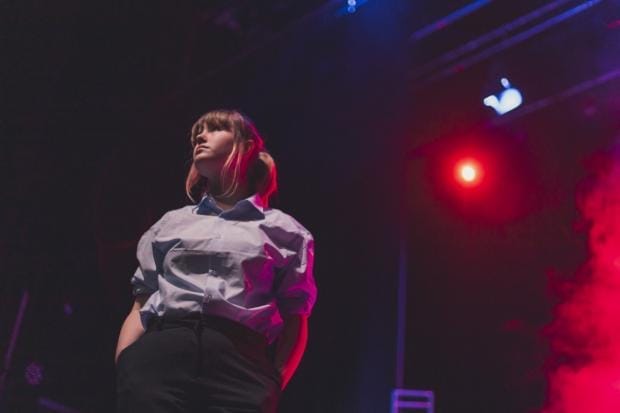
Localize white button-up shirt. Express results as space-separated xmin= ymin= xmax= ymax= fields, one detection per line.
xmin=131 ymin=193 xmax=317 ymax=342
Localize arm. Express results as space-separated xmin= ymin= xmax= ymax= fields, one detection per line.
xmin=115 ymin=294 xmax=149 ymax=364
xmin=273 ymin=314 xmax=309 ymax=389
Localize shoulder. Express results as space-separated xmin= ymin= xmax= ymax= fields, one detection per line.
xmin=149 ymin=205 xmax=195 ymax=231
xmin=263 ymin=207 xmax=314 ymax=241
xmin=165 ymin=205 xmax=196 ymax=217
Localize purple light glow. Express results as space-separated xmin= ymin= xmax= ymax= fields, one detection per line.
xmin=63 ymin=303 xmax=74 ymax=316
xmin=25 ymin=362 xmax=44 ymax=386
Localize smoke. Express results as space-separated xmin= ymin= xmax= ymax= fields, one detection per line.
xmin=544 ymin=158 xmax=620 ymax=413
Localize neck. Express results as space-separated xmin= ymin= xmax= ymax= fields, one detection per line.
xmin=213 ymin=193 xmax=246 ymax=209
xmin=201 ymin=167 xmax=252 ymax=210
xmin=208 ymin=183 xmax=252 ymax=211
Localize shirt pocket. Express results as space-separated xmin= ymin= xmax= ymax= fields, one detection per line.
xmin=163 ymin=248 xmax=276 ymax=292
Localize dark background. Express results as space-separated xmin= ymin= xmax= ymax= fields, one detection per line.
xmin=2 ymin=1 xmax=619 ymax=412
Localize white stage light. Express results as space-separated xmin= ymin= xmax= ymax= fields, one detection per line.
xmin=483 ymin=78 xmax=523 ymax=115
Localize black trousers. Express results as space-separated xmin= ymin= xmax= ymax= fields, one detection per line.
xmin=116 ymin=313 xmax=282 ymax=413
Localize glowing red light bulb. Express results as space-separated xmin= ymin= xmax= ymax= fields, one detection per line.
xmin=454 ymin=158 xmax=483 ymax=187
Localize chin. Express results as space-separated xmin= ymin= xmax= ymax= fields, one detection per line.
xmin=194 ymin=156 xmax=214 ymax=165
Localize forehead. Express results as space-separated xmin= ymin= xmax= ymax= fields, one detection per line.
xmin=196 ymin=115 xmax=232 ymax=131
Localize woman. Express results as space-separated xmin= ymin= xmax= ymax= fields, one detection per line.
xmin=115 ymin=109 xmax=317 ymax=413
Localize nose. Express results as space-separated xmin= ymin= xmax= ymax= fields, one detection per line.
xmin=196 ymin=133 xmax=208 ymax=144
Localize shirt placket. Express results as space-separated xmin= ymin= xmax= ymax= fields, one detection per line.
xmin=199 ymin=216 xmax=224 ymax=313
xmin=203 ymin=253 xmax=215 ymax=308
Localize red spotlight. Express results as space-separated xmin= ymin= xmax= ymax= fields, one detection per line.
xmin=454 ymin=158 xmax=484 ymax=187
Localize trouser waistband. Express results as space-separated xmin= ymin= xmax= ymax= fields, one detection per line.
xmin=146 ymin=313 xmax=269 ymax=349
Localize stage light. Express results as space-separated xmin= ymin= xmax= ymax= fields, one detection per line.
xmin=461 ymin=165 xmax=477 ymax=181
xmin=454 ymin=158 xmax=484 ymax=187
xmin=347 ymin=0 xmax=357 ymax=14
xmin=483 ymin=78 xmax=522 ymax=115
xmin=342 ymin=0 xmax=368 ymax=14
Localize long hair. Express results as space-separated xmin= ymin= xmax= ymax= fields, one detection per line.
xmin=185 ymin=109 xmax=277 ymax=207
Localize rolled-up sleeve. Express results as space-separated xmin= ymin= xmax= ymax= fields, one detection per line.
xmin=130 ymin=215 xmax=167 ymax=296
xmin=276 ymin=230 xmax=317 ymax=317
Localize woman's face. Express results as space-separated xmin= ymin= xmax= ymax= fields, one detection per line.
xmin=193 ymin=126 xmax=235 ymax=178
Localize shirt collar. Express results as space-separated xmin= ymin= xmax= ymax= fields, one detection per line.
xmin=195 ymin=193 xmax=265 ymax=220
